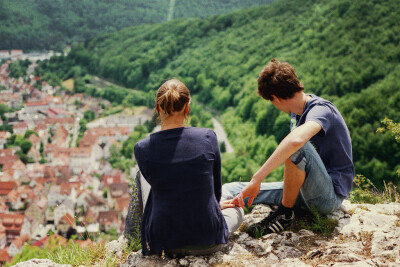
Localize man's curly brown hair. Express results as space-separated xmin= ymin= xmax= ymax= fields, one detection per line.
xmin=258 ymin=58 xmax=304 ymax=101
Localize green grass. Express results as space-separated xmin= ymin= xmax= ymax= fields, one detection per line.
xmin=7 ymin=234 xmax=140 ymax=267
xmin=350 ymin=175 xmax=400 ymax=204
xmin=299 ymin=207 xmax=339 ymax=237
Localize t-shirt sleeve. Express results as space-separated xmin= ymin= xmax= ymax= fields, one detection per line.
xmin=305 ymin=104 xmax=332 ymax=136
xmin=208 ymin=130 xmax=222 ymax=203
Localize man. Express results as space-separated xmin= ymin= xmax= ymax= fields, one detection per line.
xmin=223 ymin=58 xmax=354 ymax=237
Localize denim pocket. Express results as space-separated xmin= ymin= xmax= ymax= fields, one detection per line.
xmin=290 ymin=150 xmax=307 ymax=171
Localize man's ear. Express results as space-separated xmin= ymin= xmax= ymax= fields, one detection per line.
xmin=271 ymin=95 xmax=280 ymax=103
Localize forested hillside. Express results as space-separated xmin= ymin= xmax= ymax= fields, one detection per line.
xmin=36 ymin=0 xmax=400 ymax=186
xmin=0 ymin=0 xmax=273 ymax=51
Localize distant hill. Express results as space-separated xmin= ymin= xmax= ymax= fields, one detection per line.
xmin=0 ymin=0 xmax=273 ymax=51
xmin=37 ymin=0 xmax=400 ymax=186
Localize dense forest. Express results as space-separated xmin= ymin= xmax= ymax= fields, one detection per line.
xmin=34 ymin=0 xmax=400 ymax=187
xmin=0 ymin=0 xmax=273 ymax=51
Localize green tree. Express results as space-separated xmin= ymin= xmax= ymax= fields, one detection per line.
xmin=83 ymin=110 xmax=95 ymax=122
xmin=79 ymin=118 xmax=87 ymax=133
xmin=0 ymin=103 xmax=9 ymax=121
xmin=20 ymin=140 xmax=33 ymax=154
xmin=23 ymin=130 xmax=39 ymax=139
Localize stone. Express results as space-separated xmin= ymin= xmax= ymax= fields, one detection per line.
xmin=178 ymin=258 xmax=189 ymax=265
xmin=274 ymin=245 xmax=303 ymax=259
xmin=15 ymin=201 xmax=400 ymax=267
xmin=298 ymin=229 xmax=315 ymax=236
xmin=13 ymin=259 xmax=72 ymax=267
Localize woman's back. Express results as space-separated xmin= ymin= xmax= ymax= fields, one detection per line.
xmin=134 ymin=127 xmax=228 ymax=255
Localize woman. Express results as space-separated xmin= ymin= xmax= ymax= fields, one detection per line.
xmin=124 ymin=79 xmax=243 ymax=256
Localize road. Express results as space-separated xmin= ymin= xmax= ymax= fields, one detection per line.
xmin=212 ymin=118 xmax=234 ymax=154
xmin=167 ymin=0 xmax=175 ymax=21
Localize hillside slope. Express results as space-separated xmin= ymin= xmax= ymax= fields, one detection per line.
xmin=39 ymin=0 xmax=400 ymax=185
xmin=0 ymin=0 xmax=273 ymax=51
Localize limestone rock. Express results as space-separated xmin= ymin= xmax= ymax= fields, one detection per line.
xmin=13 ymin=259 xmax=72 ymax=267
xmin=15 ymin=201 xmax=400 ymax=266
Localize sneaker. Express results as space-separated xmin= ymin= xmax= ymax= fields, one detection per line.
xmin=246 ymin=208 xmax=295 ymax=238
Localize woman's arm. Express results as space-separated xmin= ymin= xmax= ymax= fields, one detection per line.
xmin=210 ymin=130 xmax=222 ymax=203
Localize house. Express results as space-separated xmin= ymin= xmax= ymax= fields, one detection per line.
xmin=0 ymin=232 xmax=6 ymax=250
xmin=101 ymin=170 xmax=126 ymax=188
xmin=103 ymin=138 xmax=120 ymax=159
xmin=34 ymin=123 xmax=49 ymax=142
xmin=0 ymin=202 xmax=7 ymax=213
xmin=31 ymin=234 xmax=67 ymax=249
xmin=12 ymin=121 xmax=28 ymax=135
xmin=0 ymin=149 xmax=14 ymax=158
xmin=9 ymin=93 xmax=22 ymax=109
xmin=27 ymin=146 xmax=41 ymax=162
xmin=53 ymin=199 xmax=74 ymax=225
xmin=52 ymin=125 xmax=69 ymax=148
xmin=0 ymin=213 xmax=25 ymax=244
xmin=83 ymin=208 xmax=98 ymax=225
xmin=10 ymin=159 xmax=27 ymax=182
xmin=7 ymin=233 xmax=30 ymax=257
xmin=25 ymin=197 xmax=48 ymax=225
xmin=47 ymin=185 xmax=68 ymax=206
xmin=45 ymin=108 xmax=71 ymax=118
xmin=25 ymin=100 xmax=49 ymax=114
xmin=115 ymin=196 xmax=130 ymax=218
xmin=78 ymin=133 xmax=103 ymax=162
xmin=0 ymin=181 xmax=16 ymax=197
xmin=10 ymin=50 xmax=23 ymax=57
xmin=45 ymin=96 xmax=64 ymax=109
xmin=41 ymin=82 xmax=53 ymax=94
xmin=19 ymin=217 xmax=33 ymax=237
xmin=45 ymin=117 xmax=75 ymax=131
xmin=87 ymin=126 xmax=130 ymax=142
xmin=0 ymin=132 xmax=11 ymax=149
xmin=69 ymin=147 xmax=100 ymax=174
xmin=76 ymin=191 xmax=108 ymax=215
xmin=56 ymin=213 xmax=75 ymax=234
xmin=108 ymin=183 xmax=129 ymax=208
xmin=28 ymin=133 xmax=41 ymax=151
xmin=0 ymin=50 xmax=9 ymax=59
xmin=98 ymin=210 xmax=120 ymax=233
xmin=0 ymin=248 xmax=12 ymax=266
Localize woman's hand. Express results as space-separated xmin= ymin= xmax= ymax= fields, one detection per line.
xmin=231 ymin=180 xmax=261 ymax=209
xmin=220 ymin=200 xmax=235 ymax=210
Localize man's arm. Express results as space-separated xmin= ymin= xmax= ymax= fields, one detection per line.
xmin=232 ymin=120 xmax=322 ymax=208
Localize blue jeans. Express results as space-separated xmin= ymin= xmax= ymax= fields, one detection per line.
xmin=222 ymin=142 xmax=344 ymax=215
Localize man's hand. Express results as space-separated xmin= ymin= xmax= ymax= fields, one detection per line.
xmin=220 ymin=200 xmax=235 ymax=210
xmin=231 ymin=180 xmax=261 ymax=209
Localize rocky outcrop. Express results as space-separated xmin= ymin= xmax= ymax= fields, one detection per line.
xmin=12 ymin=259 xmax=72 ymax=267
xmin=120 ymin=200 xmax=400 ymax=266
xmin=15 ymin=200 xmax=400 ymax=266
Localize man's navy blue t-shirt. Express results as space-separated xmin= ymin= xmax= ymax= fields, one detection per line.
xmin=290 ymin=95 xmax=355 ymax=197
xmin=134 ymin=127 xmax=228 ymax=256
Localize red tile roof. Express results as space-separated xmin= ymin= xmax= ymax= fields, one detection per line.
xmin=12 ymin=233 xmax=30 ymax=249
xmin=27 ymin=133 xmax=40 ymax=144
xmin=0 ymin=132 xmax=9 ymax=139
xmin=12 ymin=121 xmax=28 ymax=129
xmin=0 ymin=248 xmax=11 ymax=264
xmin=25 ymin=100 xmax=48 ymax=107
xmin=0 ymin=181 xmax=16 ymax=196
xmin=59 ymin=213 xmax=75 ymax=227
xmin=45 ymin=117 xmax=74 ymax=125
